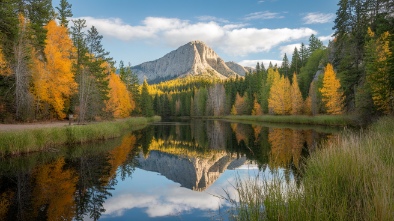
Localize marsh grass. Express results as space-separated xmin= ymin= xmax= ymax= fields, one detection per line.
xmin=0 ymin=116 xmax=160 ymax=156
xmin=224 ymin=115 xmax=358 ymax=127
xmin=224 ymin=117 xmax=394 ymax=221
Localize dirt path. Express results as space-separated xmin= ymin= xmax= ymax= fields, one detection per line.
xmin=0 ymin=121 xmax=71 ymax=132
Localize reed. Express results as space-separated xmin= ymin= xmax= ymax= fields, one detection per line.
xmin=0 ymin=116 xmax=160 ymax=156
xmin=224 ymin=117 xmax=394 ymax=221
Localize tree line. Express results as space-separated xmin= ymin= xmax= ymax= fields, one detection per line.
xmin=148 ymin=0 xmax=394 ymax=122
xmin=0 ymin=0 xmax=140 ymax=123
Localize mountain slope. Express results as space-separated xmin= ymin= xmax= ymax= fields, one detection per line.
xmin=132 ymin=41 xmax=245 ymax=83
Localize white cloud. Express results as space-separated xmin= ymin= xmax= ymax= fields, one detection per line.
xmin=221 ymin=27 xmax=316 ymax=56
xmin=244 ymin=11 xmax=284 ymax=20
xmin=303 ymin=12 xmax=335 ymax=24
xmin=238 ymin=59 xmax=283 ymax=69
xmin=102 ymin=182 xmax=229 ymax=218
xmin=75 ymin=16 xmax=316 ymax=57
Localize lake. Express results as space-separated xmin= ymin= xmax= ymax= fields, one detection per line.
xmin=0 ymin=119 xmax=342 ymax=220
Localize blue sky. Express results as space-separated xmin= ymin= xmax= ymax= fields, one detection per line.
xmin=53 ymin=0 xmax=339 ymax=68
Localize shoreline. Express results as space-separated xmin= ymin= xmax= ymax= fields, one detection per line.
xmin=0 ymin=116 xmax=161 ymax=156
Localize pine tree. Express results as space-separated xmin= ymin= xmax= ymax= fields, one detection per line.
xmin=56 ymin=0 xmax=73 ymax=28
xmin=299 ymin=43 xmax=309 ymax=67
xmin=140 ymin=79 xmax=154 ymax=117
xmin=255 ymin=62 xmax=260 ymax=73
xmin=25 ymin=0 xmax=54 ymax=53
xmin=319 ymin=63 xmax=345 ymax=115
xmin=290 ymin=47 xmax=301 ymax=75
xmin=280 ymin=53 xmax=290 ymax=78
xmin=308 ymin=34 xmax=324 ymax=54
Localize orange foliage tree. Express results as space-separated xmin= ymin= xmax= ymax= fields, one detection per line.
xmin=106 ymin=72 xmax=134 ymax=118
xmin=32 ymin=158 xmax=77 ymax=220
xmin=319 ymin=63 xmax=344 ymax=115
xmin=31 ymin=20 xmax=77 ymax=119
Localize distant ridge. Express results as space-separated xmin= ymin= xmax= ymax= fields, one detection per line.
xmin=132 ymin=41 xmax=249 ymax=83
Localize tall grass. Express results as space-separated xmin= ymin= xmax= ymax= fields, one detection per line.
xmin=224 ymin=117 xmax=394 ymax=221
xmin=224 ymin=115 xmax=358 ymax=127
xmin=0 ymin=116 xmax=160 ymax=156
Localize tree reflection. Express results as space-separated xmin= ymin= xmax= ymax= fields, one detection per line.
xmin=0 ymin=133 xmax=139 ymax=221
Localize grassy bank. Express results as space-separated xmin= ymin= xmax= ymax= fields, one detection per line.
xmin=223 ymin=115 xmax=358 ymax=127
xmin=0 ymin=116 xmax=161 ymax=156
xmin=225 ymin=116 xmax=394 ymax=221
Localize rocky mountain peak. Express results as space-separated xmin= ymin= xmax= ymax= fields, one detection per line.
xmin=131 ymin=41 xmax=248 ymax=83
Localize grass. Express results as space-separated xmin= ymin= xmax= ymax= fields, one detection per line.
xmin=223 ymin=116 xmax=394 ymax=221
xmin=222 ymin=114 xmax=358 ymax=127
xmin=0 ymin=116 xmax=161 ymax=156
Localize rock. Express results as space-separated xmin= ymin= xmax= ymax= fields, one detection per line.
xmin=132 ymin=41 xmax=247 ymax=83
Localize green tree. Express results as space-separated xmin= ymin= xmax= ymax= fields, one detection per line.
xmin=308 ymin=34 xmax=324 ymax=54
xmin=365 ymin=28 xmax=393 ymax=114
xmin=25 ymin=0 xmax=54 ymax=52
xmin=140 ymin=79 xmax=154 ymax=117
xmin=290 ymin=47 xmax=301 ymax=75
xmin=55 ymin=0 xmax=72 ymax=28
xmin=280 ymin=53 xmax=290 ymax=78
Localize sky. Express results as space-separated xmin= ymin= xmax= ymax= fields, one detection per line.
xmin=52 ymin=0 xmax=339 ymax=68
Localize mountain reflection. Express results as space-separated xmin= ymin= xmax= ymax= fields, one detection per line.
xmin=0 ymin=120 xmax=340 ymax=220
xmin=137 ymin=120 xmax=339 ymax=191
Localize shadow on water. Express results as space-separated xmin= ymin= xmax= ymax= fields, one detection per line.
xmin=0 ymin=119 xmax=342 ymax=220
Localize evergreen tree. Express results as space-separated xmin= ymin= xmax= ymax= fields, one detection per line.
xmin=256 ymin=62 xmax=260 ymax=73
xmin=308 ymin=34 xmax=324 ymax=54
xmin=280 ymin=53 xmax=290 ymax=78
xmin=290 ymin=47 xmax=301 ymax=75
xmin=25 ymin=0 xmax=54 ymax=53
xmin=140 ymin=79 xmax=154 ymax=117
xmin=56 ymin=0 xmax=73 ymax=28
xmin=299 ymin=42 xmax=309 ymax=67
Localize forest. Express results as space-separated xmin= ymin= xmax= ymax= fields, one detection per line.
xmin=0 ymin=0 xmax=393 ymax=124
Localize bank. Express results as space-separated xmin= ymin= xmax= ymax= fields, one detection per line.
xmin=225 ymin=116 xmax=394 ymax=220
xmin=222 ymin=114 xmax=359 ymax=127
xmin=0 ymin=116 xmax=161 ymax=156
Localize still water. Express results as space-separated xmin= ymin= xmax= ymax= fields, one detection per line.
xmin=0 ymin=120 xmax=342 ymax=220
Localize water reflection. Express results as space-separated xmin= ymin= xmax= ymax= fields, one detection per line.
xmin=0 ymin=120 xmax=341 ymax=220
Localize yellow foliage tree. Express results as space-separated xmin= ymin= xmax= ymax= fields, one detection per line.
xmin=106 ymin=72 xmax=134 ymax=118
xmin=251 ymin=98 xmax=263 ymax=115
xmin=268 ymin=73 xmax=292 ymax=115
xmin=291 ymin=73 xmax=303 ymax=115
xmin=319 ymin=63 xmax=344 ymax=115
xmin=0 ymin=47 xmax=11 ymax=76
xmin=31 ymin=20 xmax=77 ymax=119
xmin=304 ymin=96 xmax=312 ymax=115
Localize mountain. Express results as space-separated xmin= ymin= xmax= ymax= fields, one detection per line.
xmin=225 ymin=61 xmax=250 ymax=76
xmin=132 ymin=41 xmax=248 ymax=83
